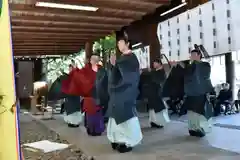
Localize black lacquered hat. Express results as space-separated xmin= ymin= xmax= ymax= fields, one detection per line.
xmin=116 ymin=30 xmax=129 ymax=42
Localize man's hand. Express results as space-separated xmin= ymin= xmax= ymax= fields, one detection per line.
xmin=170 ymin=61 xmax=178 ymax=67
xmin=110 ymin=54 xmax=116 ymax=66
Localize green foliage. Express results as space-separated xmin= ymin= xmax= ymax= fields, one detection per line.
xmin=93 ymin=34 xmax=116 ymax=63
xmin=43 ymin=50 xmax=86 ymax=83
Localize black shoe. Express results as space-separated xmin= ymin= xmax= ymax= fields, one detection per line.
xmin=87 ymin=129 xmax=102 ymax=136
xmin=117 ymin=144 xmax=133 ymax=153
xmin=194 ymin=130 xmax=205 ymax=137
xmin=179 ymin=111 xmax=187 ymax=116
xmin=189 ymin=130 xmax=197 ymax=136
xmin=68 ymin=123 xmax=79 ymax=128
xmin=86 ymin=128 xmax=90 ymax=135
xmin=150 ymin=122 xmax=163 ymax=128
xmin=111 ymin=143 xmax=118 ymax=150
xmin=189 ymin=130 xmax=205 ymax=138
xmin=91 ymin=132 xmax=102 ymax=136
xmin=104 ymin=117 xmax=109 ymax=124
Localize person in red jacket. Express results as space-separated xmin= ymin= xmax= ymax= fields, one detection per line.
xmin=62 ymin=55 xmax=105 ymax=136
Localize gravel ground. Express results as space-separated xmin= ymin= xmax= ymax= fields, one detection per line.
xmin=20 ymin=117 xmax=94 ymax=160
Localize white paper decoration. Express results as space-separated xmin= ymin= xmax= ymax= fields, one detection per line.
xmin=132 ymin=46 xmax=150 ymax=69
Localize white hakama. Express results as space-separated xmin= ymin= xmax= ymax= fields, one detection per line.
xmin=149 ymin=109 xmax=170 ymax=126
xmin=64 ymin=112 xmax=84 ymax=125
xmin=107 ymin=117 xmax=143 ymax=147
xmin=187 ymin=111 xmax=212 ymax=133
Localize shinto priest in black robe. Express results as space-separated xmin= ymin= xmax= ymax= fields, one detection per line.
xmin=106 ymin=32 xmax=142 ymax=153
xmin=139 ymin=58 xmax=170 ymax=128
xmin=168 ymin=50 xmax=213 ymax=137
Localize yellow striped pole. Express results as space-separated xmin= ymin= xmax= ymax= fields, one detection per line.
xmin=0 ymin=0 xmax=22 ymax=159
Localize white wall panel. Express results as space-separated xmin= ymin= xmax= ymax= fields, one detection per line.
xmin=189 ymin=6 xmax=201 ymax=48
xmin=157 ymin=0 xmax=240 ymax=61
xmin=178 ymin=12 xmax=189 ymax=60
xmin=157 ymin=23 xmax=168 ymax=60
xmin=214 ymin=0 xmax=229 ymax=54
xmin=132 ymin=46 xmax=150 ymax=69
xmin=229 ymin=0 xmax=240 ymax=52
xmin=159 ymin=21 xmax=170 ymax=60
xmin=169 ymin=16 xmax=178 ymax=61
xmin=201 ymin=2 xmax=214 ymax=55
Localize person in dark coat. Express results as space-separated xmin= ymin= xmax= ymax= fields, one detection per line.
xmin=143 ymin=59 xmax=170 ymax=128
xmin=94 ymin=64 xmax=109 ymax=123
xmin=234 ymin=88 xmax=240 ymax=113
xmin=215 ymin=83 xmax=232 ymax=116
xmin=173 ymin=49 xmax=213 ymax=137
xmin=63 ymin=95 xmax=82 ymax=127
xmin=162 ymin=62 xmax=186 ymax=116
xmin=106 ymin=34 xmax=142 ymax=153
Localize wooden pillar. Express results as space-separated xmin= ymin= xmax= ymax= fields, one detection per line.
xmin=33 ymin=59 xmax=42 ymax=81
xmin=148 ymin=23 xmax=161 ymax=66
xmin=225 ymin=53 xmax=235 ymax=100
xmin=187 ymin=0 xmax=209 ymax=9
xmin=85 ymin=41 xmax=93 ymax=60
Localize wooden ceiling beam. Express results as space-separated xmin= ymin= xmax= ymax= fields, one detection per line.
xmin=14 ymin=51 xmax=74 ymax=56
xmin=13 ymin=44 xmax=84 ymax=47
xmin=11 ymin=27 xmax=111 ymax=35
xmin=11 ymin=19 xmax=122 ymax=30
xmin=12 ymin=31 xmax=107 ymax=37
xmin=11 ymin=26 xmax=112 ymax=33
xmin=13 ymin=50 xmax=81 ymax=53
xmin=14 ymin=46 xmax=82 ymax=49
xmin=36 ymin=0 xmax=158 ymax=12
xmin=137 ymin=0 xmax=170 ymax=4
xmin=13 ymin=46 xmax=82 ymax=49
xmin=13 ymin=50 xmax=81 ymax=55
xmin=14 ymin=50 xmax=78 ymax=52
xmin=13 ymin=40 xmax=87 ymax=44
xmin=12 ymin=34 xmax=108 ymax=43
xmin=13 ymin=50 xmax=75 ymax=53
xmin=13 ymin=43 xmax=84 ymax=46
xmin=35 ymin=0 xmax=147 ymax=16
xmin=11 ymin=11 xmax=132 ymax=25
xmin=14 ymin=49 xmax=80 ymax=52
xmin=10 ymin=3 xmax=143 ymax=19
xmin=13 ymin=40 xmax=85 ymax=45
xmin=12 ymin=35 xmax=99 ymax=43
xmin=12 ymin=35 xmax=91 ymax=40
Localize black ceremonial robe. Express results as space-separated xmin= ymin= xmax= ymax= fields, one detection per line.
xmin=161 ymin=65 xmax=185 ymax=99
xmin=146 ymin=69 xmax=166 ymax=113
xmin=107 ymin=53 xmax=140 ymax=125
xmin=95 ymin=66 xmax=109 ymax=116
xmin=183 ymin=61 xmax=214 ymax=120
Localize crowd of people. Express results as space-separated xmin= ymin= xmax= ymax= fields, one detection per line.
xmin=57 ymin=33 xmax=223 ymax=153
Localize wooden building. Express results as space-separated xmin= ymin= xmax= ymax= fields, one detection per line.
xmin=10 ymin=0 xmax=208 ymax=100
